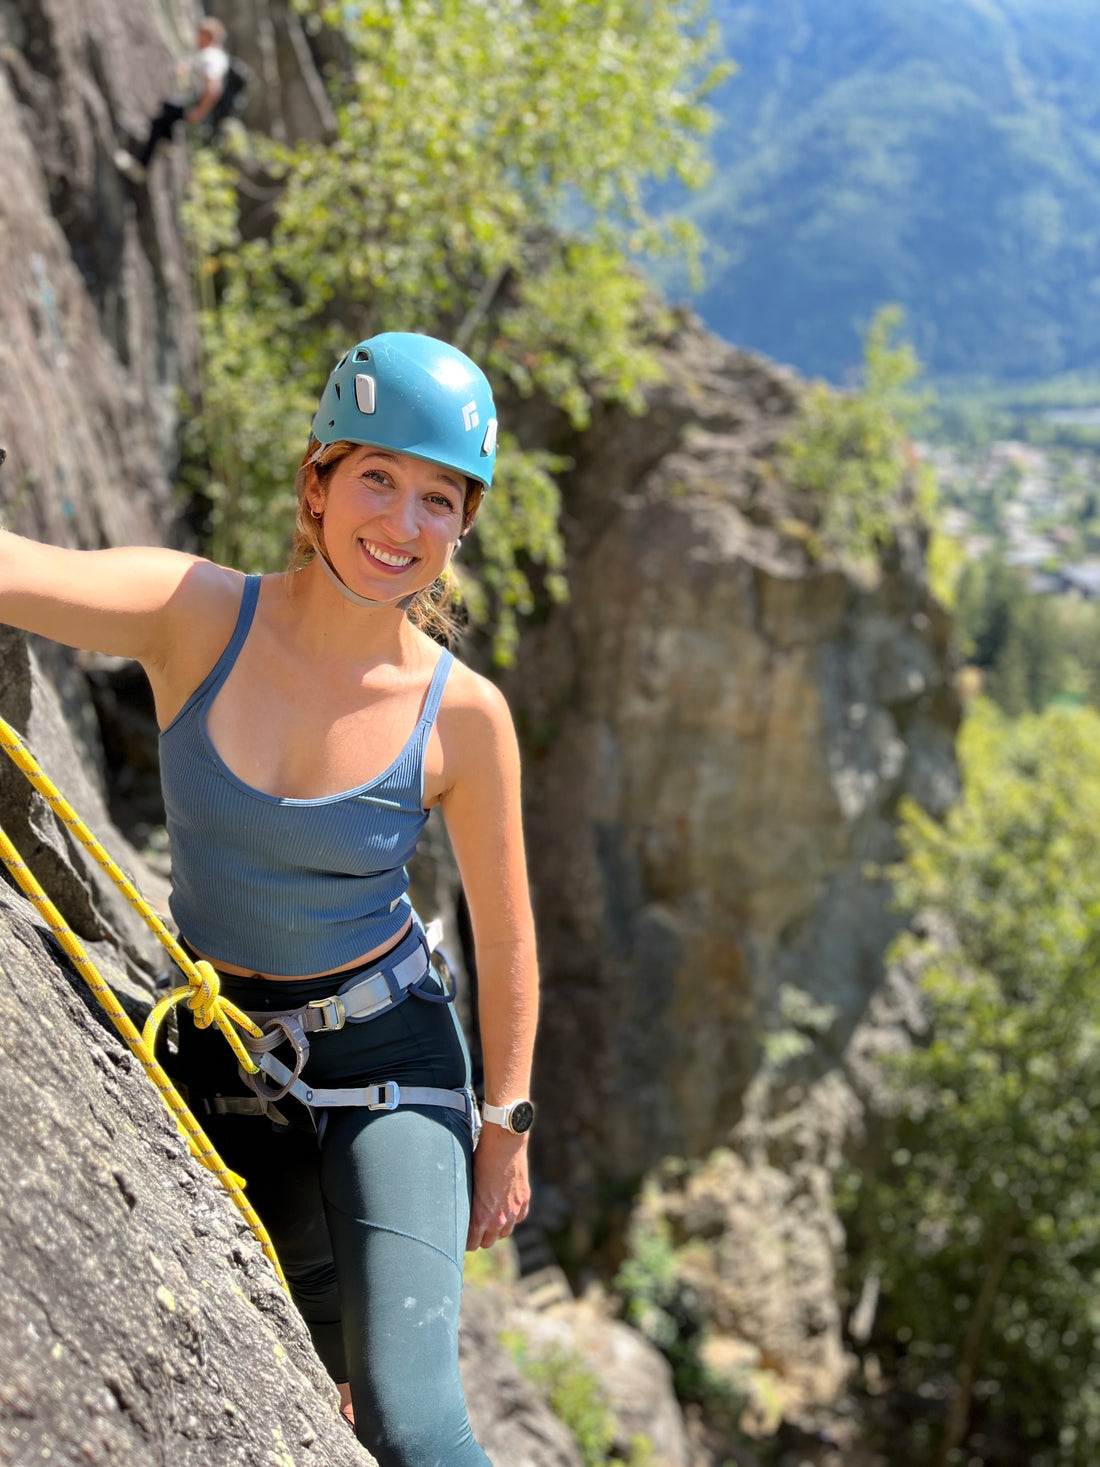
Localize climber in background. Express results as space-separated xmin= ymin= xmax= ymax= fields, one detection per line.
xmin=115 ymin=16 xmax=238 ymax=184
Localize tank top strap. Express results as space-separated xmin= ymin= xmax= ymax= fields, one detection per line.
xmin=204 ymin=573 xmax=262 ymax=701
xmin=419 ymin=649 xmax=454 ymax=731
xmin=223 ymin=574 xmax=262 ymax=667
xmin=163 ymin=574 xmax=262 ymax=732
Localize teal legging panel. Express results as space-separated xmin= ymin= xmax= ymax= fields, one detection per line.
xmin=167 ymin=971 xmax=491 ymax=1467
xmin=322 ymin=1105 xmax=488 ymax=1465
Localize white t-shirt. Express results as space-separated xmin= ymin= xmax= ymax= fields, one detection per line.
xmin=190 ymin=45 xmax=229 ymax=99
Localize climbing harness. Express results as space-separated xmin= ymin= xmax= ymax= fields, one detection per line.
xmin=199 ymin=922 xmax=482 ymax=1141
xmin=0 ymin=715 xmax=286 ymax=1288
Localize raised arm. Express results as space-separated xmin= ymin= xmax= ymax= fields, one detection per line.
xmin=185 ymin=72 xmax=223 ymax=125
xmin=0 ymin=532 xmax=243 ymax=725
xmin=438 ymin=671 xmax=539 ymax=1250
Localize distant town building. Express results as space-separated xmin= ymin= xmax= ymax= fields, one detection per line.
xmin=1029 ymin=561 xmax=1100 ymax=599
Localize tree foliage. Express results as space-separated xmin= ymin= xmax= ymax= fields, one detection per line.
xmin=778 ymin=305 xmax=935 ymax=563
xmin=954 ymin=555 xmax=1100 ymax=716
xmin=851 ymin=700 xmax=1100 ymax=1465
xmin=182 ymin=0 xmax=726 ymax=656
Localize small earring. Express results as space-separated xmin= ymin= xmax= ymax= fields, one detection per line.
xmin=309 ymin=505 xmax=323 ymax=520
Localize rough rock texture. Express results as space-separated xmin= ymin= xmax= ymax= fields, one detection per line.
xmin=631 ymin=1141 xmax=853 ymax=1431
xmin=502 ymin=1289 xmax=693 ymax=1466
xmin=0 ymin=879 xmax=375 ymax=1467
xmin=493 ymin=318 xmax=960 ymax=1431
xmin=217 ymin=0 xmax=337 ymax=146
xmin=0 ymin=626 xmax=169 ymax=986
xmin=504 ymin=317 xmax=959 ymax=1234
xmin=460 ymin=1288 xmax=584 ymax=1467
xmin=0 ymin=0 xmax=339 ymax=548
xmin=0 ymin=0 xmax=199 ymax=547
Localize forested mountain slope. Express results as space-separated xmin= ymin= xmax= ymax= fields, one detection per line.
xmin=679 ymin=0 xmax=1100 ymax=382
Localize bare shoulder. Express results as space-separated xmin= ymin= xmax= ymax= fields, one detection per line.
xmin=144 ymin=560 xmax=251 ymax=722
xmin=439 ymin=656 xmax=514 ymax=725
xmin=154 ymin=557 xmax=246 ymax=646
xmin=434 ymin=655 xmax=519 ymax=778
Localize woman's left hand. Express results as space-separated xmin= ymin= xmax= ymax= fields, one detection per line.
xmin=467 ymin=1124 xmax=530 ymax=1250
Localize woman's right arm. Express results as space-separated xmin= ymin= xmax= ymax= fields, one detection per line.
xmin=0 ymin=533 xmax=242 ymax=721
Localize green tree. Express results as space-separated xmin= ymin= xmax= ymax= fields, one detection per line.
xmin=778 ymin=305 xmax=935 ymax=562
xmin=853 ymin=700 xmax=1100 ymax=1465
xmin=183 ymin=0 xmax=727 ymax=656
xmin=953 ymin=556 xmax=1072 ymax=715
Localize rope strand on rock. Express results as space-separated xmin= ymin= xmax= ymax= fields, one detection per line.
xmin=0 ymin=715 xmax=286 ymax=1289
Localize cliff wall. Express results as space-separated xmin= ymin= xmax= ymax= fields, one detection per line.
xmin=506 ymin=318 xmax=958 ymax=1230
xmin=497 ymin=319 xmax=958 ymax=1432
xmin=0 ymin=0 xmax=198 ymax=546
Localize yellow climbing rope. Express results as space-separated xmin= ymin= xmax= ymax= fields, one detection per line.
xmin=0 ymin=715 xmax=286 ymax=1289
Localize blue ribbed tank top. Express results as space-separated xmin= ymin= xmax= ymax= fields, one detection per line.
xmin=159 ymin=574 xmax=453 ymax=975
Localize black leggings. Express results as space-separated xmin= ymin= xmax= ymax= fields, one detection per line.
xmin=138 ymin=99 xmax=186 ymax=166
xmin=168 ymin=963 xmax=490 ymax=1467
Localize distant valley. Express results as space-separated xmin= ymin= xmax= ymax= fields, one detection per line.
xmin=670 ymin=0 xmax=1100 ymax=385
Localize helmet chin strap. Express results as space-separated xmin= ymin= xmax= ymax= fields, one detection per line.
xmin=314 ymin=548 xmax=418 ymax=612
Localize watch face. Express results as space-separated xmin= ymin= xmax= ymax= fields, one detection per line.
xmin=510 ymin=1100 xmax=535 ymax=1135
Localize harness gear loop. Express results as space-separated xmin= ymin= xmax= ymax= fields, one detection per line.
xmin=0 ymin=715 xmax=286 ymax=1290
xmin=237 ymin=1016 xmax=311 ymax=1103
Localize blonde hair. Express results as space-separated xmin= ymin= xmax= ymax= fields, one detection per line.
xmin=289 ymin=439 xmax=483 ymax=645
xmin=198 ymin=15 xmax=227 ymax=46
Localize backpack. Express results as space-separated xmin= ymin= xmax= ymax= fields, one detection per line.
xmin=211 ymin=55 xmax=253 ymax=125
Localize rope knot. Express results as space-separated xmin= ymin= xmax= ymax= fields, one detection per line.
xmin=188 ymin=959 xmax=223 ymax=1029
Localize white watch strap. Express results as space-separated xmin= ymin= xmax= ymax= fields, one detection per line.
xmin=481 ymin=1102 xmax=513 ymax=1128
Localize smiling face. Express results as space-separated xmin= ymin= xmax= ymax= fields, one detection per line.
xmin=305 ymin=445 xmax=468 ymax=600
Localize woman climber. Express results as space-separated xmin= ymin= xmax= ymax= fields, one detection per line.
xmin=0 ymin=333 xmax=539 ymax=1466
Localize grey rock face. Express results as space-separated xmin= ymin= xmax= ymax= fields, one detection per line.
xmin=490 ymin=315 xmax=960 ymax=1434
xmin=0 ymin=626 xmax=169 ymax=986
xmin=0 ymin=879 xmax=376 ymax=1467
xmin=501 ymin=1292 xmax=692 ymax=1466
xmin=503 ymin=314 xmax=960 ymax=1236
xmin=0 ymin=0 xmax=199 ymax=547
xmin=216 ymin=0 xmax=338 ymax=145
xmin=460 ymin=1287 xmax=585 ymax=1467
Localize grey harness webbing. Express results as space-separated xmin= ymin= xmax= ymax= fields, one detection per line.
xmin=253 ymin=942 xmax=432 ymax=1037
xmin=235 ymin=930 xmax=439 ymax=1101
xmin=253 ymin=1050 xmax=476 ymax=1120
xmin=228 ymin=925 xmax=477 ymax=1136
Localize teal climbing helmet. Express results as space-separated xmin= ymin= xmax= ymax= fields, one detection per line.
xmin=310 ymin=332 xmax=498 ymax=488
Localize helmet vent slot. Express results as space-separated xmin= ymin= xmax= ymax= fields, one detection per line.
xmin=333 ymin=382 xmax=341 ymax=399
xmin=354 ymin=348 xmax=371 ymax=362
xmin=354 ymin=374 xmax=377 ymax=414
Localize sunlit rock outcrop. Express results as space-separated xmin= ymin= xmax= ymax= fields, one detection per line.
xmin=500 ymin=316 xmax=958 ymax=1426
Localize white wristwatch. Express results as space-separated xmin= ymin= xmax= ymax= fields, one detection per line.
xmin=480 ymin=1098 xmax=536 ymax=1135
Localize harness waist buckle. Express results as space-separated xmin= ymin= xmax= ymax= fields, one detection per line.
xmin=308 ymin=994 xmax=347 ymax=1032
xmin=368 ymin=1080 xmax=401 ymax=1111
